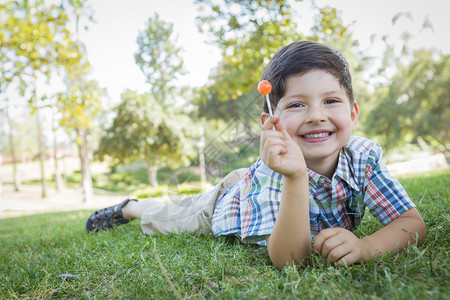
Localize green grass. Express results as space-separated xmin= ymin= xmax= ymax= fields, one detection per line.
xmin=0 ymin=170 xmax=448 ymax=299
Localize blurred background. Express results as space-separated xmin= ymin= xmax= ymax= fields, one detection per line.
xmin=0 ymin=0 xmax=448 ymax=213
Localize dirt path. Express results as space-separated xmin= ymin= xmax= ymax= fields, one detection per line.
xmin=0 ymin=184 xmax=129 ymax=219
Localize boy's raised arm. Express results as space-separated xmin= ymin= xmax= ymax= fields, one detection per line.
xmin=260 ymin=115 xmax=311 ymax=270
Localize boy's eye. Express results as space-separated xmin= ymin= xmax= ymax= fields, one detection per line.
xmin=286 ymin=102 xmax=304 ymax=109
xmin=324 ymin=98 xmax=340 ymax=104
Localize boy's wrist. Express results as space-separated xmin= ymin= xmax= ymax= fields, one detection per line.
xmin=360 ymin=236 xmax=379 ymax=260
xmin=283 ymin=169 xmax=308 ymax=182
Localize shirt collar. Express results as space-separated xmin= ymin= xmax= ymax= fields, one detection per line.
xmin=333 ymin=148 xmax=360 ymax=191
xmin=307 ymin=168 xmax=321 ymax=185
xmin=306 ymin=149 xmax=360 ymax=191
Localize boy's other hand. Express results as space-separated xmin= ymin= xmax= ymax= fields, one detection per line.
xmin=313 ymin=228 xmax=371 ymax=266
xmin=260 ymin=115 xmax=307 ymax=179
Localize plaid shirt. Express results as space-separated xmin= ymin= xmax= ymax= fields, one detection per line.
xmin=212 ymin=136 xmax=415 ymax=244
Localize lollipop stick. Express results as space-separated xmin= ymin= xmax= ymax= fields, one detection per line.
xmin=264 ymin=94 xmax=273 ymax=116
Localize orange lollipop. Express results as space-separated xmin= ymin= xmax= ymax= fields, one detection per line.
xmin=258 ymin=80 xmax=272 ymax=95
xmin=258 ymin=80 xmax=273 ymax=116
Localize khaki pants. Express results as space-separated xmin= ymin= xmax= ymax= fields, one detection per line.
xmin=140 ymin=168 xmax=247 ymax=236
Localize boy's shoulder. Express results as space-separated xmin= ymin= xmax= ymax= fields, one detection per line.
xmin=344 ymin=136 xmax=382 ymax=157
xmin=342 ymin=136 xmax=385 ymax=170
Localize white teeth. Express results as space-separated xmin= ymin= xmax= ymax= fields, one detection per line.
xmin=303 ymin=132 xmax=331 ymax=139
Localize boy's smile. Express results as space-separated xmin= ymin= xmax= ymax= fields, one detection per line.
xmin=269 ymin=69 xmax=359 ymax=177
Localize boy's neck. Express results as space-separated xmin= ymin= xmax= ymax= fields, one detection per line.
xmin=306 ymin=155 xmax=339 ymax=179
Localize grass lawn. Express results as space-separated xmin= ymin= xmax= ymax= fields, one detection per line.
xmin=0 ymin=170 xmax=448 ymax=299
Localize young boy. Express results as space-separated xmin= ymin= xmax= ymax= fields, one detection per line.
xmin=86 ymin=41 xmax=426 ymax=270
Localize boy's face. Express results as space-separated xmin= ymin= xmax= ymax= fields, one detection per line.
xmin=261 ymin=69 xmax=359 ymax=172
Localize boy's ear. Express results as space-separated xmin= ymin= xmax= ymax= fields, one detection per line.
xmin=351 ymin=101 xmax=359 ymax=130
xmin=260 ymin=112 xmax=270 ymax=126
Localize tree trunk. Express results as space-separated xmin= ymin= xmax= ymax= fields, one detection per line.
xmin=198 ymin=125 xmax=207 ymax=188
xmin=145 ymin=159 xmax=159 ymax=187
xmin=82 ymin=128 xmax=93 ymax=200
xmin=52 ymin=112 xmax=63 ymax=191
xmin=53 ymin=146 xmax=63 ymax=191
xmin=77 ymin=128 xmax=93 ymax=203
xmin=0 ymin=155 xmax=3 ymax=202
xmin=36 ymin=111 xmax=47 ymax=198
xmin=6 ymin=108 xmax=21 ymax=191
xmin=444 ymin=151 xmax=450 ymax=165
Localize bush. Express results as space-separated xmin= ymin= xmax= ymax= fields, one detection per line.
xmin=134 ymin=186 xmax=167 ymax=199
xmin=109 ymin=173 xmax=134 ymax=185
xmin=66 ymin=171 xmax=81 ymax=184
xmin=176 ymin=183 xmax=204 ymax=195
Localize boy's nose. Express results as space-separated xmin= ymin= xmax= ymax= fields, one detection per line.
xmin=306 ymin=106 xmax=326 ymax=123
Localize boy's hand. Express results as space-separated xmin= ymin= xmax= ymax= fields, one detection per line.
xmin=260 ymin=115 xmax=307 ymax=178
xmin=314 ymin=228 xmax=371 ymax=266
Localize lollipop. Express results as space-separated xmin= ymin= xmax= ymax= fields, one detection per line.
xmin=258 ymin=80 xmax=273 ymax=116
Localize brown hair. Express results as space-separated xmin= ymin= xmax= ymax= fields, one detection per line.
xmin=261 ymin=41 xmax=354 ymax=113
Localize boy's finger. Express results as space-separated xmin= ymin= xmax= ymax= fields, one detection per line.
xmin=313 ymin=228 xmax=339 ymax=254
xmin=260 ymin=136 xmax=287 ymax=159
xmin=321 ymin=236 xmax=345 ymax=259
xmin=335 ymin=252 xmax=359 ymax=266
xmin=326 ymin=242 xmax=349 ymax=263
xmin=262 ymin=115 xmax=279 ymax=130
xmin=260 ymin=131 xmax=284 ymax=153
xmin=273 ymin=120 xmax=291 ymax=141
xmin=263 ymin=145 xmax=288 ymax=165
xmin=313 ymin=235 xmax=324 ymax=255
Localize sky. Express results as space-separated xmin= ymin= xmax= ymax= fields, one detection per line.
xmin=79 ymin=0 xmax=450 ymax=104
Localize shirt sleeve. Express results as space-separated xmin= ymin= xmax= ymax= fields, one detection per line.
xmin=211 ymin=181 xmax=242 ymax=237
xmin=363 ymin=143 xmax=415 ymax=225
xmin=211 ymin=158 xmax=283 ymax=245
xmin=240 ymin=159 xmax=283 ymax=243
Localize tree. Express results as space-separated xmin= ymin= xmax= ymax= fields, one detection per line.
xmin=56 ymin=55 xmax=104 ymax=203
xmin=365 ymin=49 xmax=450 ymax=161
xmin=51 ymin=0 xmax=102 ymax=203
xmin=364 ymin=13 xmax=449 ymax=160
xmin=96 ymin=90 xmax=193 ymax=187
xmin=194 ymin=0 xmax=302 ymax=119
xmin=112 ymin=13 xmax=193 ymax=186
xmin=0 ymin=0 xmax=82 ymax=197
xmin=3 ymin=106 xmax=21 ymax=191
xmin=135 ymin=12 xmax=185 ymax=100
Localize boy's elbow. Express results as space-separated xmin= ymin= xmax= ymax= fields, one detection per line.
xmin=416 ymin=214 xmax=427 ymax=245
xmin=272 ymin=255 xmax=310 ymax=271
xmin=404 ymin=208 xmax=427 ymax=245
xmin=267 ymin=238 xmax=311 ymax=270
